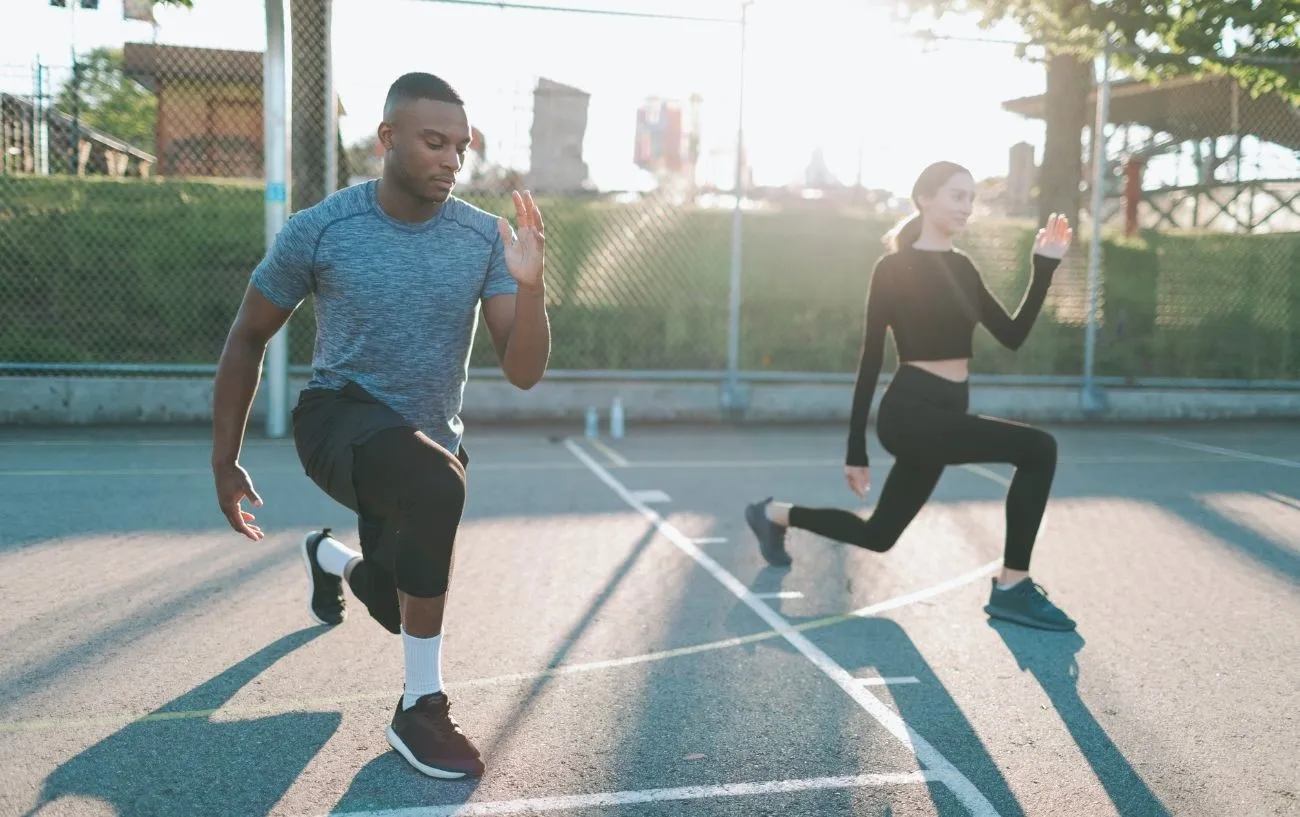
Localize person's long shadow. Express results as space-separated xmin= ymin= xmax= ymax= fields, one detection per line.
xmin=1166 ymin=493 xmax=1300 ymax=587
xmin=989 ymin=620 xmax=1172 ymax=817
xmin=327 ymin=523 xmax=661 ymax=814
xmin=22 ymin=627 xmax=338 ymax=817
xmin=724 ymin=568 xmax=1028 ymax=817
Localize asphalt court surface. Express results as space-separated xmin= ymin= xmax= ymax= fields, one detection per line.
xmin=0 ymin=421 xmax=1297 ymax=817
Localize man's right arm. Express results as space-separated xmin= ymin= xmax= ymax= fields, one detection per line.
xmin=212 ymin=212 xmax=316 ymax=538
xmin=211 ymin=284 xmax=297 ymax=470
xmin=210 ymin=285 xmax=298 ymax=540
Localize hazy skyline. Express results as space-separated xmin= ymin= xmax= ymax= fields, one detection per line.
xmin=2 ymin=0 xmax=1051 ymax=195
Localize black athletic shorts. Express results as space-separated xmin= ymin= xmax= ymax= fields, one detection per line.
xmin=291 ymin=380 xmax=469 ymax=631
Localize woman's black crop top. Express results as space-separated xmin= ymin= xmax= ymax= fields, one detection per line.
xmin=845 ymin=247 xmax=1060 ymax=467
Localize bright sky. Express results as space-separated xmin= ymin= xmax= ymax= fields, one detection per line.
xmin=2 ymin=0 xmax=1051 ymax=196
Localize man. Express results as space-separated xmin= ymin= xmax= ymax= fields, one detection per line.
xmin=210 ymin=72 xmax=549 ymax=780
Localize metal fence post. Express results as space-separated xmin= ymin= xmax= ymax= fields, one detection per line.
xmin=264 ymin=0 xmax=290 ymax=438
xmin=1081 ymin=34 xmax=1112 ymax=416
xmin=721 ymin=0 xmax=751 ymax=416
xmin=323 ymin=0 xmax=338 ymax=197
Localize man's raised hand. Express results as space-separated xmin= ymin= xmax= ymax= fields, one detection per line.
xmin=497 ymin=189 xmax=546 ymax=293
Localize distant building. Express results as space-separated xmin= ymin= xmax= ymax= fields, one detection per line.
xmin=122 ymin=43 xmax=264 ymax=178
xmin=122 ymin=42 xmax=345 ymax=181
xmin=804 ymin=147 xmax=837 ymax=190
xmin=527 ymin=77 xmax=590 ymax=192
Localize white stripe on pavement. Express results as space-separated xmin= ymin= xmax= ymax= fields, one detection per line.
xmin=313 ymin=771 xmax=940 ymax=817
xmin=565 ymin=438 xmax=1000 ymax=817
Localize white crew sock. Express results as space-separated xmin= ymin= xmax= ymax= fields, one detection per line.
xmin=316 ymin=534 xmax=360 ymax=577
xmin=996 ymin=577 xmax=1029 ymax=591
xmin=402 ymin=629 xmax=444 ymax=710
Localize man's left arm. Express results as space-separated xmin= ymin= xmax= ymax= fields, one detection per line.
xmin=482 ymin=190 xmax=551 ymax=390
xmin=482 ymin=287 xmax=549 ymax=389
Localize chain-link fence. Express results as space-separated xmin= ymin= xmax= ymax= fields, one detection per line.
xmin=1 ymin=40 xmax=268 ymax=373
xmin=1 ymin=1 xmax=1296 ymax=390
xmin=1082 ymin=71 xmax=1300 ymax=382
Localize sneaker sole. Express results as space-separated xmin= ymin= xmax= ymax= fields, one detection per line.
xmin=983 ymin=604 xmax=1075 ymax=632
xmin=386 ymin=726 xmax=482 ymax=779
xmin=300 ymin=531 xmax=341 ymax=627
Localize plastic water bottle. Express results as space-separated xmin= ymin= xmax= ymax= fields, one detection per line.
xmin=585 ymin=406 xmax=599 ymax=438
xmin=610 ymin=397 xmax=625 ymax=439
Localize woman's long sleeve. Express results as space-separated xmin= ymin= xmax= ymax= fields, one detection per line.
xmin=974 ymin=253 xmax=1060 ymax=351
xmin=845 ymin=267 xmax=890 ymax=467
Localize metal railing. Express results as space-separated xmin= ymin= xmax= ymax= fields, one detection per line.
xmin=2 ymin=1 xmax=1297 ymax=434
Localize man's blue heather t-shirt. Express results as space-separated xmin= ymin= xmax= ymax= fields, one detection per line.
xmin=251 ymin=180 xmax=518 ymax=454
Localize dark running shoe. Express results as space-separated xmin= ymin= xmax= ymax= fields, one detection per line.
xmin=745 ymin=497 xmax=791 ymax=567
xmin=387 ymin=692 xmax=485 ymax=779
xmin=984 ymin=578 xmax=1076 ymax=631
xmin=300 ymin=528 xmax=346 ymax=626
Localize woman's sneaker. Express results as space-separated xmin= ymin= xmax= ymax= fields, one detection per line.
xmin=745 ymin=498 xmax=791 ymax=567
xmin=387 ymin=692 xmax=485 ymax=779
xmin=984 ymin=578 xmax=1076 ymax=631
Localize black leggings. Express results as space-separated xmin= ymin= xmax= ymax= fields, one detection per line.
xmin=347 ymin=426 xmax=467 ymax=602
xmin=788 ymin=365 xmax=1057 ymax=571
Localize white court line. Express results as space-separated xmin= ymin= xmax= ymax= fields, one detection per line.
xmin=590 ymin=454 xmax=1238 ymax=469
xmin=0 ymin=454 xmax=1268 ymax=478
xmin=587 ymin=437 xmax=631 ymax=467
xmin=0 ymin=467 xmax=283 ymax=478
xmin=312 ymin=771 xmax=939 ymax=817
xmin=629 ymin=455 xmax=852 ymax=468
xmin=755 ymin=591 xmax=804 ymax=600
xmin=564 ymin=438 xmax=1000 ymax=817
xmin=960 ymin=464 xmax=1011 ymax=488
xmin=0 ymin=462 xmax=585 ymax=478
xmin=693 ymin=536 xmax=728 ymax=544
xmin=846 ymin=559 xmax=999 ymax=618
xmin=1264 ymin=491 xmax=1300 ymax=511
xmin=0 ymin=559 xmax=999 ymax=736
xmin=630 ymin=489 xmax=672 ymax=504
xmin=1146 ymin=434 xmax=1300 ymax=469
xmin=860 ymin=676 xmax=921 ymax=687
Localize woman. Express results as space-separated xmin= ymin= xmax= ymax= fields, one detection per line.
xmin=745 ymin=160 xmax=1076 ymax=632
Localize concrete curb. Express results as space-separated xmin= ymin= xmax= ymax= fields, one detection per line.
xmin=3 ymin=374 xmax=1300 ymax=427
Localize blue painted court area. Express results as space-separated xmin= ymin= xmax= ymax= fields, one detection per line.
xmin=0 ymin=421 xmax=1297 ymax=816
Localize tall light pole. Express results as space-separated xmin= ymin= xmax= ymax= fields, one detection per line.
xmin=722 ymin=0 xmax=752 ymax=417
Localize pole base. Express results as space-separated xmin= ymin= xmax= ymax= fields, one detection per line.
xmin=720 ymin=379 xmax=750 ymax=419
xmin=1079 ymin=382 xmax=1110 ymax=417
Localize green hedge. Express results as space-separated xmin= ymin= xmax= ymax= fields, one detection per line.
xmin=2 ymin=174 xmax=1297 ymax=381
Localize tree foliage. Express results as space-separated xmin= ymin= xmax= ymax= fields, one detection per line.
xmin=57 ymin=47 xmax=157 ymax=152
xmin=905 ymin=0 xmax=1298 ymax=100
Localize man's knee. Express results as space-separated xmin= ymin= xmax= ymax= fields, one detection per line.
xmin=390 ymin=444 xmax=465 ymax=599
xmin=392 ymin=440 xmax=467 ymax=514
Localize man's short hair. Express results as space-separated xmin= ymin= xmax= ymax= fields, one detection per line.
xmin=384 ymin=72 xmax=463 ymax=117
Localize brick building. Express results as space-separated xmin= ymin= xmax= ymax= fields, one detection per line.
xmin=122 ymin=43 xmax=267 ymax=178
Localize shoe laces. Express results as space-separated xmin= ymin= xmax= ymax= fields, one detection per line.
xmin=1022 ymin=581 xmax=1060 ymax=609
xmin=419 ymin=696 xmax=465 ymax=739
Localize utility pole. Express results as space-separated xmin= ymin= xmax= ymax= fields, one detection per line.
xmin=47 ymin=0 xmax=87 ymax=175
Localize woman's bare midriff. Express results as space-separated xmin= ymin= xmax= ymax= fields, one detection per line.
xmin=901 ymin=358 xmax=969 ymax=383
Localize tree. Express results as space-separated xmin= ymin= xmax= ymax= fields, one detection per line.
xmin=902 ymin=0 xmax=1299 ymax=226
xmin=52 ymin=2 xmax=199 ymax=152
xmin=57 ymin=47 xmax=157 ymax=152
